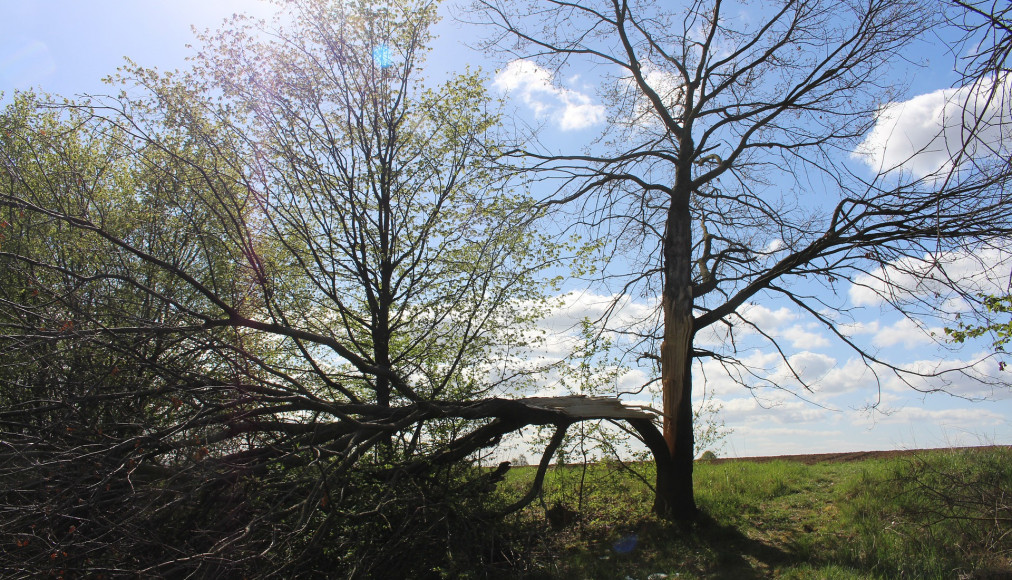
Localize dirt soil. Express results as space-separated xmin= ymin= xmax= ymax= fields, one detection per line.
xmin=709 ymin=445 xmax=1010 ymax=465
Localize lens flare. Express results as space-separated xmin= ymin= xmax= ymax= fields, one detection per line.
xmin=372 ymin=44 xmax=393 ymax=68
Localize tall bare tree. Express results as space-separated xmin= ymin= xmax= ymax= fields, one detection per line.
xmin=471 ymin=0 xmax=1012 ymax=519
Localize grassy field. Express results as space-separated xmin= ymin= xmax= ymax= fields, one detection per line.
xmin=490 ymin=446 xmax=1012 ymax=579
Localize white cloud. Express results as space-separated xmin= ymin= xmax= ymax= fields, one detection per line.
xmin=784 ymin=351 xmax=836 ymax=382
xmin=761 ymin=351 xmax=861 ymax=397
xmin=848 ymin=247 xmax=1012 ymax=309
xmin=852 ymin=75 xmax=1011 ymax=179
xmin=615 ymin=367 xmax=654 ymax=396
xmin=695 ymin=350 xmax=784 ymax=396
xmin=536 ymin=291 xmax=657 ymax=337
xmin=507 ymin=291 xmax=661 ymax=399
xmin=493 ymin=59 xmax=605 ymax=131
xmin=718 ymin=396 xmax=830 ymax=425
xmin=737 ymin=303 xmax=797 ymax=328
xmin=697 ymin=345 xmax=871 ymax=400
xmin=835 ymin=316 xmax=942 ymax=351
xmin=840 ymin=320 xmax=879 ymax=337
xmin=815 ymin=357 xmax=878 ymax=395
xmin=882 ymin=350 xmax=1008 ymax=400
xmin=860 ymin=406 xmax=1005 ymax=428
xmin=780 ymin=324 xmax=831 ymax=349
xmin=871 ymin=317 xmax=940 ymax=349
xmin=763 ymin=239 xmax=785 ymax=254
xmin=616 ymin=67 xmax=684 ymax=129
xmin=697 ymin=303 xmax=819 ymax=350
xmin=694 ymin=321 xmax=731 ymax=348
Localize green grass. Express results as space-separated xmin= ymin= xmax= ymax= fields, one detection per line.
xmin=491 ymin=447 xmax=1012 ymax=579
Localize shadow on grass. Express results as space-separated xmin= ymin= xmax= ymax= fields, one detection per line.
xmin=530 ymin=510 xmax=798 ymax=579
xmin=672 ymin=511 xmax=794 ymax=578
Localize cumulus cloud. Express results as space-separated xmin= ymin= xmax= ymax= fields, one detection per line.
xmin=763 ymin=239 xmax=785 ymax=254
xmin=862 ymin=406 xmax=1005 ymax=427
xmin=842 ymin=317 xmax=942 ymax=349
xmin=694 ymin=350 xmax=788 ymax=397
xmin=882 ymin=350 xmax=1008 ymax=400
xmin=871 ymin=317 xmax=942 ymax=349
xmin=848 ymin=247 xmax=1012 ymax=309
xmin=493 ymin=59 xmax=605 ymax=131
xmin=697 ymin=303 xmax=828 ymax=351
xmin=536 ymin=291 xmax=658 ymax=340
xmin=815 ymin=357 xmax=879 ymax=396
xmin=736 ymin=303 xmax=798 ymax=328
xmin=784 ymin=351 xmax=836 ymax=381
xmin=780 ymin=324 xmax=831 ymax=349
xmin=840 ymin=320 xmax=879 ymax=337
xmin=696 ymin=342 xmax=872 ymax=400
xmin=504 ymin=291 xmax=660 ymax=399
xmin=762 ymin=351 xmax=872 ymax=398
xmin=852 ymin=76 xmax=1011 ymax=179
xmin=615 ymin=67 xmax=684 ymax=129
xmin=718 ymin=396 xmax=831 ymax=425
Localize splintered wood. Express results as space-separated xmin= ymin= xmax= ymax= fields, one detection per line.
xmin=520 ymin=395 xmax=659 ymax=420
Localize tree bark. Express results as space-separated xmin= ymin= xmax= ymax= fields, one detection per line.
xmin=654 ymin=148 xmax=698 ymax=520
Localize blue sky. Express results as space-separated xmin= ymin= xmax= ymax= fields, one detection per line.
xmin=2 ymin=1 xmax=251 ymax=96
xmin=3 ymin=0 xmax=1010 ymax=457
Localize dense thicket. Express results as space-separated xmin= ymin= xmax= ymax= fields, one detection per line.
xmin=0 ymin=0 xmax=575 ymax=575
